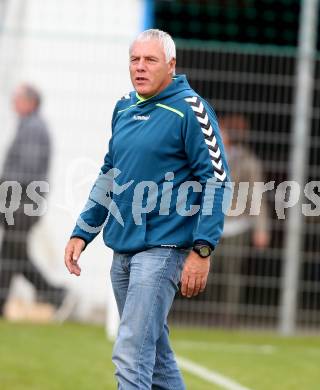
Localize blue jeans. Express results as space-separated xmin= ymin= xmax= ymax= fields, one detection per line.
xmin=110 ymin=247 xmax=188 ymax=390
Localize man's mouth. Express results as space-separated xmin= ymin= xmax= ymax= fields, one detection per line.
xmin=135 ymin=77 xmax=148 ymax=83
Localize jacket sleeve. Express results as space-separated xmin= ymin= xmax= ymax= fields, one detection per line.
xmin=70 ymin=150 xmax=113 ymax=245
xmin=70 ymin=104 xmax=119 ymax=245
xmin=183 ymin=97 xmax=231 ymax=248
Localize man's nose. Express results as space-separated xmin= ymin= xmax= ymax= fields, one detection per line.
xmin=136 ymin=59 xmax=146 ymax=71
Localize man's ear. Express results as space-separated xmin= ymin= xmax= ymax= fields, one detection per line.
xmin=168 ymin=58 xmax=176 ymax=75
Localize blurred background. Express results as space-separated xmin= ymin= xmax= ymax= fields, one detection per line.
xmin=0 ymin=0 xmax=319 ymax=339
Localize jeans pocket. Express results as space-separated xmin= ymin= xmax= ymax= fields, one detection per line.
xmin=171 ymin=249 xmax=189 ymax=288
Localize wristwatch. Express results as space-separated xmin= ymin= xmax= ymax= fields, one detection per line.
xmin=193 ymin=241 xmax=213 ymax=258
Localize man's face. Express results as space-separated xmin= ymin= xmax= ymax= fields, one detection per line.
xmin=129 ymin=39 xmax=176 ymax=98
xmin=13 ymin=87 xmax=36 ymax=116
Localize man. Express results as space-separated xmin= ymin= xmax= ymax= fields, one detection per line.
xmin=65 ymin=29 xmax=230 ymax=389
xmin=0 ymin=84 xmax=65 ymax=316
xmin=220 ymin=114 xmax=269 ymax=249
xmin=210 ymin=114 xmax=269 ymax=325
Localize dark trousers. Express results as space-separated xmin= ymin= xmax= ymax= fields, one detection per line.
xmin=0 ymin=205 xmax=63 ymax=315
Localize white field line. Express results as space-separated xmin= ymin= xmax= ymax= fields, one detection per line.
xmin=303 ymin=347 xmax=320 ymax=355
xmin=175 ymin=340 xmax=276 ymax=354
xmin=177 ymin=355 xmax=253 ymax=390
xmin=176 ymin=340 xmax=320 ymax=356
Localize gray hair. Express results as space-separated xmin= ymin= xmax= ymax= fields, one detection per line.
xmin=130 ymin=29 xmax=176 ymax=63
xmin=22 ymin=84 xmax=42 ymax=109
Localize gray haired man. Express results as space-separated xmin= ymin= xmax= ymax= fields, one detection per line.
xmin=65 ymin=30 xmax=230 ymax=389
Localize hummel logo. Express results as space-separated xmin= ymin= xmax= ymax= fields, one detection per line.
xmin=133 ymin=114 xmax=150 ymax=121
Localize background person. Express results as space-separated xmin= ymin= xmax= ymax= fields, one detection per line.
xmin=211 ymin=114 xmax=270 ymax=325
xmin=0 ymin=84 xmax=66 ymax=317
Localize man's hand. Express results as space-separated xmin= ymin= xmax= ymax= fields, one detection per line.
xmin=252 ymin=230 xmax=269 ymax=249
xmin=180 ymin=251 xmax=210 ymax=298
xmin=64 ymin=237 xmax=86 ymax=276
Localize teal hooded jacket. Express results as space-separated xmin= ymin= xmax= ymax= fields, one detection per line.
xmin=71 ymin=75 xmax=231 ymax=253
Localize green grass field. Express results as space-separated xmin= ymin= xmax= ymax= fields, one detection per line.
xmin=0 ymin=320 xmax=319 ymax=390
